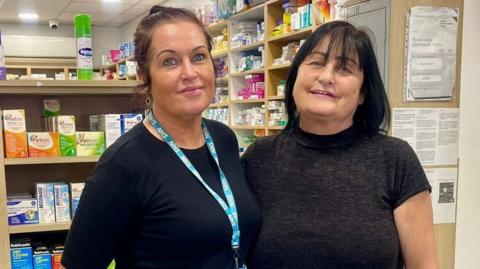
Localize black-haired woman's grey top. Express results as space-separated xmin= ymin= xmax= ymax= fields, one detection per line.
xmin=241 ymin=125 xmax=431 ymax=269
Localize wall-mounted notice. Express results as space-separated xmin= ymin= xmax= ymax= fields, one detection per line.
xmin=404 ymin=6 xmax=459 ymax=101
xmin=425 ymin=167 xmax=457 ymax=224
xmin=392 ymin=108 xmax=459 ymax=165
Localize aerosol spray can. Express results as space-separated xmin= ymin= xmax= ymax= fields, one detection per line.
xmin=74 ymin=14 xmax=93 ymax=80
xmin=0 ymin=30 xmax=6 ymax=80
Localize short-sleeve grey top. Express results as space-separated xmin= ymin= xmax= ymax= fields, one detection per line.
xmin=241 ymin=125 xmax=431 ymax=269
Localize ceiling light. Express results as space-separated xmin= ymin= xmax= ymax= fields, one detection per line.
xmin=18 ymin=13 xmax=39 ymax=20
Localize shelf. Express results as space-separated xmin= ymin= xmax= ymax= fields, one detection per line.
xmin=4 ymin=156 xmax=99 ymax=166
xmin=9 ymin=222 xmax=71 ymax=234
xmin=215 ymin=76 xmax=229 ymax=83
xmin=268 ymin=96 xmax=285 ymax=100
xmin=209 ymin=103 xmax=229 ymax=108
xmin=268 ymin=27 xmax=313 ymax=42
xmin=229 ymin=2 xmax=267 ymax=20
xmin=207 ymin=20 xmax=228 ymax=33
xmin=212 ymin=50 xmax=228 ymax=59
xmin=127 ymin=74 xmax=138 ymax=80
xmin=231 ymin=125 xmax=266 ymax=130
xmin=268 ymin=62 xmax=291 ymax=70
xmin=230 ymin=68 xmax=265 ymax=76
xmin=230 ymin=40 xmax=265 ymax=53
xmin=0 ymin=80 xmax=137 ymax=95
xmin=268 ymin=126 xmax=285 ymax=130
xmin=231 ymin=99 xmax=265 ymax=104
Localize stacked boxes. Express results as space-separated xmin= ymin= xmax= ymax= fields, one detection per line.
xmin=2 ymin=110 xmax=28 ymax=158
xmin=27 ymin=132 xmax=60 ymax=157
xmin=7 ymin=199 xmax=39 ymax=225
xmin=54 ymin=184 xmax=70 ymax=222
xmin=70 ymin=182 xmax=85 ymax=217
xmin=10 ymin=239 xmax=33 ymax=269
xmin=76 ymin=132 xmax=105 ymax=156
xmin=33 ymin=246 xmax=52 ymax=269
xmin=10 ymin=241 xmax=65 ymax=269
xmin=36 ymin=183 xmax=55 ymax=224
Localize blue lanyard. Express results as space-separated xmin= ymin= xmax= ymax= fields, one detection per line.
xmin=147 ymin=111 xmax=245 ymax=269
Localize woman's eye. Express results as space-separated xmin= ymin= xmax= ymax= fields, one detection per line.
xmin=308 ymin=60 xmax=325 ymax=67
xmin=192 ymin=53 xmax=206 ymax=62
xmin=163 ymin=58 xmax=178 ymax=67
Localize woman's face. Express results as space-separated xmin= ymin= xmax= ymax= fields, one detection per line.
xmin=293 ymin=37 xmax=364 ymax=130
xmin=148 ymin=21 xmax=214 ymax=119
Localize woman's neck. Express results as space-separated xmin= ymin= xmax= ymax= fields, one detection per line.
xmin=299 ymin=116 xmax=353 ymax=135
xmin=144 ymin=107 xmax=204 ymax=149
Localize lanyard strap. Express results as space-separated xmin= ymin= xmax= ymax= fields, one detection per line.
xmin=147 ymin=111 xmax=241 ymax=255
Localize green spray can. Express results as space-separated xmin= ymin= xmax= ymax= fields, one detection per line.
xmin=74 ymin=14 xmax=93 ymax=80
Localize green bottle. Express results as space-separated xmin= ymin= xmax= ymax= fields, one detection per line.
xmin=74 ymin=14 xmax=93 ymax=80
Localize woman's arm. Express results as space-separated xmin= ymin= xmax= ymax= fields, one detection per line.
xmin=394 ymin=190 xmax=439 ymax=269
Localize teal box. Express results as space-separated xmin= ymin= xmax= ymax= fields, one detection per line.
xmin=10 ymin=246 xmax=33 ymax=269
xmin=33 ymin=253 xmax=52 ymax=269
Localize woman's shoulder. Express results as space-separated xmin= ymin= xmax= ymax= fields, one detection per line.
xmin=362 ymin=133 xmax=416 ymax=159
xmin=98 ymin=122 xmax=158 ymax=167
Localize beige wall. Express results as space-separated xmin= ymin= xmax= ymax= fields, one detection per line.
xmin=0 ymin=23 xmax=121 ymax=67
xmin=455 ymin=0 xmax=480 ymax=267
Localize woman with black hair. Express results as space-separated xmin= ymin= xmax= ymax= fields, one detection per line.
xmin=242 ymin=21 xmax=438 ymax=269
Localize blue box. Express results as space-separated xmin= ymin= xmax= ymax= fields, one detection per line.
xmin=11 ymin=244 xmax=33 ymax=269
xmin=33 ymin=246 xmax=52 ymax=269
xmin=8 ymin=199 xmax=39 ymax=225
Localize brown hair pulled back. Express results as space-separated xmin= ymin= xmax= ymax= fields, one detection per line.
xmin=134 ymin=5 xmax=213 ymax=96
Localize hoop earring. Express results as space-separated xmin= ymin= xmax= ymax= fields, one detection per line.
xmin=145 ymin=95 xmax=152 ymax=116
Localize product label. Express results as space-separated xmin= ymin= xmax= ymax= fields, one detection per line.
xmin=43 ymin=100 xmax=60 ymax=117
xmin=77 ymin=37 xmax=93 ymax=68
xmin=3 ymin=110 xmax=26 ymax=133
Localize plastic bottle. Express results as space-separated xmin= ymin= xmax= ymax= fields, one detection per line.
xmin=277 ymin=80 xmax=286 ymax=96
xmin=0 ymin=30 xmax=6 ymax=80
xmin=74 ymin=14 xmax=93 ymax=80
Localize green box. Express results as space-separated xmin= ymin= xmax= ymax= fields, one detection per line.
xmin=76 ymin=131 xmax=105 ymax=156
xmin=57 ymin=115 xmax=76 ymax=156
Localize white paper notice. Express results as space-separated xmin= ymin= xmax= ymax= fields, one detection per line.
xmin=392 ymin=108 xmax=459 ymax=165
xmin=424 ymin=168 xmax=457 ymax=224
xmin=405 ymin=7 xmax=459 ymax=101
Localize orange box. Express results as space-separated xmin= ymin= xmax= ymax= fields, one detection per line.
xmin=2 ymin=109 xmax=28 ymax=158
xmin=52 ymin=253 xmax=64 ymax=269
xmin=27 ymin=132 xmax=59 ymax=157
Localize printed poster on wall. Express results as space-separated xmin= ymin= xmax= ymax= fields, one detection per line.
xmin=424 ymin=167 xmax=457 ymax=224
xmin=392 ymin=108 xmax=459 ymax=165
xmin=404 ymin=6 xmax=459 ymax=101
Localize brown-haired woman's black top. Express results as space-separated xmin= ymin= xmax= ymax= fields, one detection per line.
xmin=242 ymin=125 xmax=431 ymax=269
xmin=62 ymin=120 xmax=261 ymax=269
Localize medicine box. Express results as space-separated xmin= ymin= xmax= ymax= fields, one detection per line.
xmin=7 ymin=198 xmax=39 ymax=225
xmin=27 ymin=132 xmax=59 ymax=157
xmin=3 ymin=109 xmax=28 ymax=158
xmin=54 ymin=184 xmax=70 ymax=222
xmin=36 ymin=183 xmax=55 ymax=224
xmin=76 ymin=131 xmax=105 ymax=156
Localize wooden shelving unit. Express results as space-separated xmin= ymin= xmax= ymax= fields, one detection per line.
xmin=4 ymin=156 xmax=100 ymax=166
xmin=0 ymin=72 xmax=138 ymax=268
xmin=9 ymin=222 xmax=71 ymax=234
xmin=101 ymin=56 xmax=138 ymax=81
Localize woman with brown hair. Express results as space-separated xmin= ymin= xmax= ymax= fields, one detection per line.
xmin=62 ymin=6 xmax=261 ymax=269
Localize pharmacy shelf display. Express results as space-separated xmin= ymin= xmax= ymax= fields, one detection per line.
xmin=205 ymin=0 xmax=314 ymax=149
xmin=0 ymin=79 xmax=138 ymax=269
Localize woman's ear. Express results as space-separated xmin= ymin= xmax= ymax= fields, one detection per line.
xmin=358 ymin=90 xmax=365 ymax=105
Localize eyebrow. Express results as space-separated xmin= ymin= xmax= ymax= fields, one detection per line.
xmin=309 ymin=50 xmax=358 ymax=66
xmin=155 ymin=45 xmax=208 ymax=60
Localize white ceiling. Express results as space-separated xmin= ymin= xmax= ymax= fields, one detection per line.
xmin=0 ymin=0 xmax=207 ymax=28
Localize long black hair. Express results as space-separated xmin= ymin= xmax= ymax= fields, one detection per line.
xmin=284 ymin=20 xmax=390 ymax=137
